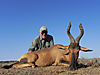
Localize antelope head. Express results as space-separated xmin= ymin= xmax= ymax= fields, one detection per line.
xmin=66 ymin=22 xmax=93 ymax=70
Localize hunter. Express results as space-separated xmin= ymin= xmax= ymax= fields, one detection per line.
xmin=28 ymin=26 xmax=54 ymax=53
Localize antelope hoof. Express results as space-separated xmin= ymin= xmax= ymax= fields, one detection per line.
xmin=52 ymin=63 xmax=58 ymax=66
xmin=32 ymin=66 xmax=36 ymax=68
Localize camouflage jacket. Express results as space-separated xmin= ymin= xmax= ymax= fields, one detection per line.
xmin=28 ymin=35 xmax=54 ymax=52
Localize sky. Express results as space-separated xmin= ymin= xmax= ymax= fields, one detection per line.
xmin=0 ymin=0 xmax=100 ymax=61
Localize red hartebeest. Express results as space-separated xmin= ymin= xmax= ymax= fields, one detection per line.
xmin=10 ymin=22 xmax=92 ymax=70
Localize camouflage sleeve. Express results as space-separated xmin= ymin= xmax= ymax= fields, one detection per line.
xmin=28 ymin=38 xmax=38 ymax=52
xmin=50 ymin=36 xmax=54 ymax=46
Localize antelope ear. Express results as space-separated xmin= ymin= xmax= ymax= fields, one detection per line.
xmin=57 ymin=46 xmax=69 ymax=50
xmin=64 ymin=50 xmax=70 ymax=55
xmin=57 ymin=46 xmax=69 ymax=55
xmin=80 ymin=47 xmax=93 ymax=52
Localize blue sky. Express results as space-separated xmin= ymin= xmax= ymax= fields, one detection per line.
xmin=0 ymin=0 xmax=100 ymax=61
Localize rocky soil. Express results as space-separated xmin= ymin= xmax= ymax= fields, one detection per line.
xmin=0 ymin=58 xmax=100 ymax=75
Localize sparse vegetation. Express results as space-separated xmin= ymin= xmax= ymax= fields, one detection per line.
xmin=0 ymin=58 xmax=100 ymax=75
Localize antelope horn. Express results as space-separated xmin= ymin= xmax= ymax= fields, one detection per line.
xmin=67 ymin=22 xmax=75 ymax=44
xmin=75 ymin=23 xmax=84 ymax=43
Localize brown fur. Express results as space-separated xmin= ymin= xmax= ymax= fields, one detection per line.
xmin=13 ymin=44 xmax=92 ymax=69
xmin=13 ymin=44 xmax=70 ymax=68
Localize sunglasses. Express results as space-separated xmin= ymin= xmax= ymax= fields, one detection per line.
xmin=42 ymin=31 xmax=47 ymax=35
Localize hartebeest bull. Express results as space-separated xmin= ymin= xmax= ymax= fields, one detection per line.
xmin=12 ymin=22 xmax=93 ymax=70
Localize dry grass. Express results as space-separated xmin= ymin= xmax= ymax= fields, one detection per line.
xmin=0 ymin=58 xmax=100 ymax=75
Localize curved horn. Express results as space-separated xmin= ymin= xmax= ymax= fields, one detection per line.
xmin=67 ymin=22 xmax=75 ymax=44
xmin=75 ymin=23 xmax=84 ymax=43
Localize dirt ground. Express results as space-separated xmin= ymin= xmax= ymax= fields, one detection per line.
xmin=0 ymin=58 xmax=100 ymax=75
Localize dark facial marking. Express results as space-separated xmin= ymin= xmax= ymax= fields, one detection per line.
xmin=70 ymin=52 xmax=75 ymax=70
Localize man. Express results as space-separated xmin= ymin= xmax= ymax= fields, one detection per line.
xmin=28 ymin=26 xmax=54 ymax=53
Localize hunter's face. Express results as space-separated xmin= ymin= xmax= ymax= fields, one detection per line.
xmin=40 ymin=30 xmax=47 ymax=39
